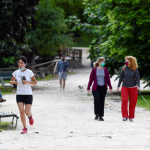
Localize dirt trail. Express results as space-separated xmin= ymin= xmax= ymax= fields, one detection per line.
xmin=0 ymin=48 xmax=150 ymax=150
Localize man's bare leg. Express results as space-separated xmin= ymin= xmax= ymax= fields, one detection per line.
xmin=63 ymin=79 xmax=66 ymax=90
xmin=60 ymin=79 xmax=62 ymax=91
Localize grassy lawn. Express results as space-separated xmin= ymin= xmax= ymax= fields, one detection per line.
xmin=0 ymin=86 xmax=13 ymax=95
xmin=0 ymin=79 xmax=13 ymax=95
xmin=36 ymin=72 xmax=75 ymax=81
xmin=36 ymin=75 xmax=57 ymax=81
xmin=73 ymin=37 xmax=93 ymax=47
xmin=0 ymin=122 xmax=14 ymax=132
xmin=3 ymin=80 xmax=10 ymax=83
xmin=137 ymin=95 xmax=150 ymax=110
xmin=67 ymin=72 xmax=76 ymax=75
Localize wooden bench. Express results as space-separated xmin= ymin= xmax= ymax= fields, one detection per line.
xmin=0 ymin=111 xmax=19 ymax=129
xmin=0 ymin=78 xmax=14 ymax=91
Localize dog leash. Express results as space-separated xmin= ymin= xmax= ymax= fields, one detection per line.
xmin=138 ymin=91 xmax=150 ymax=106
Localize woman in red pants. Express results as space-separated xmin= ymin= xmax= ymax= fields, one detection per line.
xmin=117 ymin=56 xmax=140 ymax=122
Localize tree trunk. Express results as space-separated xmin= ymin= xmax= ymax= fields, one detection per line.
xmin=31 ymin=0 xmax=36 ymax=64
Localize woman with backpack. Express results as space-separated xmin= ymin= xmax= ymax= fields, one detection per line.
xmin=10 ymin=56 xmax=37 ymax=134
xmin=87 ymin=57 xmax=112 ymax=121
xmin=117 ymin=56 xmax=140 ymax=122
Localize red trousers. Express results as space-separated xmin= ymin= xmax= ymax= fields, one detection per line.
xmin=121 ymin=87 xmax=138 ymax=119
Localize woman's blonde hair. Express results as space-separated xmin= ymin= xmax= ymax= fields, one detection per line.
xmin=125 ymin=56 xmax=138 ymax=70
xmin=93 ymin=57 xmax=105 ymax=67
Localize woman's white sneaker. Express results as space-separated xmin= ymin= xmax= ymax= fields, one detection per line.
xmin=129 ymin=119 xmax=133 ymax=122
xmin=60 ymin=86 xmax=62 ymax=91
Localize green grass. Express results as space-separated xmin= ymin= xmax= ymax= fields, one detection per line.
xmin=0 ymin=86 xmax=13 ymax=95
xmin=0 ymin=80 xmax=14 ymax=95
xmin=36 ymin=75 xmax=57 ymax=81
xmin=1 ymin=91 xmax=13 ymax=95
xmin=114 ymin=92 xmax=150 ymax=111
xmin=67 ymin=72 xmax=76 ymax=75
xmin=0 ymin=122 xmax=13 ymax=132
xmin=3 ymin=80 xmax=10 ymax=83
xmin=36 ymin=72 xmax=75 ymax=81
xmin=73 ymin=37 xmax=92 ymax=47
xmin=137 ymin=95 xmax=150 ymax=110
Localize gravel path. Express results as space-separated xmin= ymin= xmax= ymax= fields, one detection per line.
xmin=0 ymin=67 xmax=150 ymax=150
xmin=0 ymin=48 xmax=150 ymax=150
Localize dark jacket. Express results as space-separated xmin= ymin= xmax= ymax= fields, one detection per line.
xmin=87 ymin=67 xmax=112 ymax=91
xmin=117 ymin=66 xmax=140 ymax=88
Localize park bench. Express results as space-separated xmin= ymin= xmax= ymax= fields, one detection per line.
xmin=0 ymin=111 xmax=19 ymax=129
xmin=0 ymin=71 xmax=14 ymax=91
xmin=0 ymin=71 xmax=13 ymax=79
xmin=0 ymin=78 xmax=13 ymax=91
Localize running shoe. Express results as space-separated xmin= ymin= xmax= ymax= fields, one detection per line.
xmin=94 ymin=115 xmax=99 ymax=120
xmin=60 ymin=86 xmax=62 ymax=91
xmin=129 ymin=118 xmax=133 ymax=122
xmin=99 ymin=117 xmax=104 ymax=121
xmin=21 ymin=128 xmax=27 ymax=134
xmin=123 ymin=118 xmax=128 ymax=121
xmin=29 ymin=116 xmax=34 ymax=125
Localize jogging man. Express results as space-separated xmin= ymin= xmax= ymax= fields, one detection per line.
xmin=57 ymin=55 xmax=69 ymax=91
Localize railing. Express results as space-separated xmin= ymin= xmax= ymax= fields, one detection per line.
xmin=0 ymin=48 xmax=82 ymax=78
xmin=58 ymin=48 xmax=82 ymax=60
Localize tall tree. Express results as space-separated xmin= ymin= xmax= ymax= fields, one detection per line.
xmin=0 ymin=0 xmax=39 ymax=67
xmin=56 ymin=0 xmax=93 ymax=36
xmin=67 ymin=0 xmax=150 ymax=87
xmin=28 ymin=0 xmax=73 ymax=61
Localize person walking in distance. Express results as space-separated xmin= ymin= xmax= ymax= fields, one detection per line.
xmin=57 ymin=55 xmax=69 ymax=91
xmin=87 ymin=57 xmax=112 ymax=121
xmin=10 ymin=56 xmax=37 ymax=134
xmin=117 ymin=56 xmax=140 ymax=122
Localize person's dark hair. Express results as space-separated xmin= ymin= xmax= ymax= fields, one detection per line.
xmin=62 ymin=55 xmax=65 ymax=58
xmin=19 ymin=56 xmax=34 ymax=73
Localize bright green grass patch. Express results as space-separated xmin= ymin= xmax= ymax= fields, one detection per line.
xmin=0 ymin=86 xmax=13 ymax=94
xmin=137 ymin=95 xmax=150 ymax=110
xmin=3 ymin=80 xmax=10 ymax=83
xmin=67 ymin=72 xmax=76 ymax=75
xmin=1 ymin=91 xmax=13 ymax=95
xmin=73 ymin=37 xmax=92 ymax=47
xmin=36 ymin=72 xmax=75 ymax=81
xmin=36 ymin=75 xmax=57 ymax=81
xmin=0 ymin=122 xmax=13 ymax=132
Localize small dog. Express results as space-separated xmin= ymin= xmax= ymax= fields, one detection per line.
xmin=78 ymin=85 xmax=83 ymax=92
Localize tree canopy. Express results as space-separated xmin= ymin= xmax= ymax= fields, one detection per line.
xmin=66 ymin=0 xmax=150 ymax=87
xmin=28 ymin=0 xmax=74 ymax=61
xmin=0 ymin=0 xmax=39 ymax=67
xmin=0 ymin=0 xmax=74 ymax=66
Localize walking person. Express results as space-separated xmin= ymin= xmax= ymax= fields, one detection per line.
xmin=0 ymin=90 xmax=6 ymax=103
xmin=57 ymin=55 xmax=69 ymax=91
xmin=87 ymin=57 xmax=112 ymax=121
xmin=10 ymin=56 xmax=37 ymax=134
xmin=117 ymin=56 xmax=140 ymax=122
